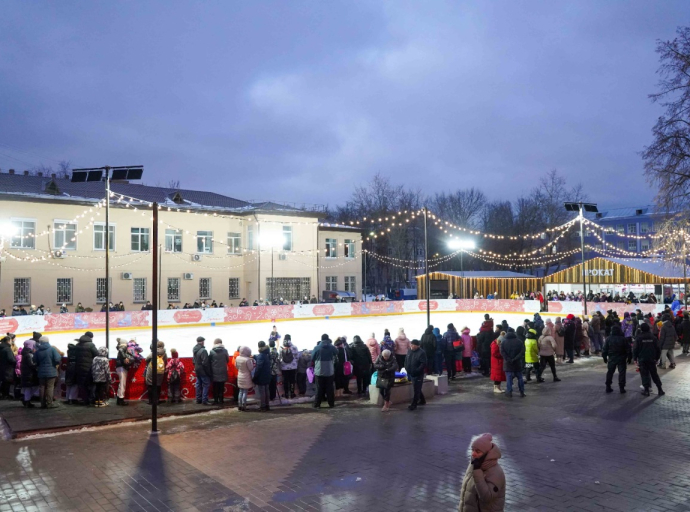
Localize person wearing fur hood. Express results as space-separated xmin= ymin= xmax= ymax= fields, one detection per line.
xmin=235 ymin=346 xmax=255 ymax=411
xmin=145 ymin=341 xmax=167 ymax=405
xmin=91 ymin=346 xmax=111 ymax=407
xmin=279 ymin=335 xmax=300 ymax=399
xmin=115 ymin=338 xmax=131 ymax=406
xmin=537 ymin=323 xmax=560 ymax=383
xmin=459 ymin=433 xmax=506 ymax=511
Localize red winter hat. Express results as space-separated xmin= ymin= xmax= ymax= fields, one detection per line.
xmin=566 ymin=314 xmax=575 ymax=320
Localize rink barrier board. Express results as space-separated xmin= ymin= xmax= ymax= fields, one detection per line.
xmin=1 ymin=299 xmax=542 ymax=337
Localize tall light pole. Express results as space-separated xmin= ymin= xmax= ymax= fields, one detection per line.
xmin=422 ymin=207 xmax=430 ymax=327
xmin=564 ymin=202 xmax=598 ymax=316
xmin=448 ymin=239 xmax=476 ymax=298
xmin=71 ymin=166 xmax=143 ymax=351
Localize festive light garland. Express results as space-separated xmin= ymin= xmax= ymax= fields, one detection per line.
xmin=364 ymin=250 xmax=463 ymax=270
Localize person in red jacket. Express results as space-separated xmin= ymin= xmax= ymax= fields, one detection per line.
xmin=490 ymin=333 xmax=506 ymax=393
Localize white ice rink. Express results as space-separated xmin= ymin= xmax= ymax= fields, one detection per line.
xmin=38 ymin=310 xmax=536 ymax=357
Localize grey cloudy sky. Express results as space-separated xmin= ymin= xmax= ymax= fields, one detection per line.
xmin=0 ymin=1 xmax=687 ymax=210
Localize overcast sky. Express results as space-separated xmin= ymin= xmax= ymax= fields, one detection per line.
xmin=0 ymin=2 xmax=686 ymax=210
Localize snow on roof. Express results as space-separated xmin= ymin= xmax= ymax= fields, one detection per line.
xmin=605 ymin=258 xmax=688 ymax=278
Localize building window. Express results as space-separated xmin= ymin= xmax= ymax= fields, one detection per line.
xmin=96 ymin=278 xmax=112 ymax=303
xmin=594 ymin=243 xmax=603 ymax=251
xmin=13 ymin=278 xmax=30 ymax=305
xmin=199 ymin=278 xmax=212 ymax=300
xmin=325 ymin=276 xmax=337 ymax=291
xmin=641 ymin=240 xmax=650 ymax=252
xmin=228 ymin=278 xmax=240 ymax=299
xmin=165 ymin=229 xmax=182 ymax=253
xmin=54 ymin=221 xmax=77 ymax=250
xmin=131 ymin=228 xmax=150 ymax=252
xmin=325 ymin=238 xmax=337 ymax=258
xmin=133 ymin=277 xmax=147 ymax=303
xmin=265 ymin=277 xmax=310 ymax=301
xmin=344 ymin=239 xmax=355 ymax=258
xmin=616 ymin=225 xmax=624 ymax=234
xmin=628 ymin=240 xmax=637 ymax=252
xmin=344 ymin=276 xmax=356 ymax=292
xmin=617 ymin=241 xmax=625 ymax=251
xmin=10 ymin=219 xmax=36 ymax=249
xmin=57 ymin=278 xmax=73 ymax=304
xmin=167 ymin=278 xmax=180 ymax=302
xmin=227 ymin=233 xmax=242 ymax=254
xmin=640 ymin=222 xmax=649 ymax=234
xmin=247 ymin=225 xmax=254 ymax=251
xmin=627 ymin=223 xmax=637 ymax=234
xmin=282 ymin=226 xmax=293 ymax=251
xmin=196 ymin=231 xmax=213 ymax=254
xmin=94 ymin=224 xmax=116 ymax=251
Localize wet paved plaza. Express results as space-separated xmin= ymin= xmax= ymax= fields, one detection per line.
xmin=1 ymin=354 xmax=690 ymax=512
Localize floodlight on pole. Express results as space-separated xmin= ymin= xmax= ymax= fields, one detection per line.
xmin=71 ymin=166 xmax=144 ymax=351
xmin=447 ymin=238 xmax=476 ymax=298
xmin=563 ymin=201 xmax=598 ymax=315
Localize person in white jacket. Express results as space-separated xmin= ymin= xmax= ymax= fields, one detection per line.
xmin=279 ymin=335 xmax=300 ymax=399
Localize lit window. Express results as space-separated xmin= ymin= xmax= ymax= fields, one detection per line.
xmin=57 ymin=278 xmax=73 ymax=304
xmin=344 ymin=239 xmax=356 ymax=258
xmin=13 ymin=278 xmax=30 ymax=305
xmin=325 ymin=238 xmax=337 ymax=258
xmin=10 ymin=219 xmax=36 ymax=249
xmin=199 ymin=278 xmax=212 ymax=300
xmin=196 ymin=231 xmax=213 ymax=254
xmin=227 ymin=233 xmax=242 ymax=254
xmin=168 ymin=278 xmax=180 ymax=302
xmin=165 ymin=229 xmax=182 ymax=253
xmin=94 ymin=224 xmax=115 ymax=251
xmin=133 ymin=277 xmax=147 ymax=303
xmin=283 ymin=226 xmax=293 ymax=251
xmin=131 ymin=228 xmax=150 ymax=252
xmin=54 ymin=221 xmax=77 ymax=250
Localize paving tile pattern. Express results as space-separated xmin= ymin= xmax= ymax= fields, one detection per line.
xmin=1 ymin=353 xmax=690 ymax=511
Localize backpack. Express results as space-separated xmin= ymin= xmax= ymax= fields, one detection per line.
xmin=169 ymin=365 xmax=180 ymax=384
xmin=282 ymin=348 xmax=294 ymax=364
xmin=156 ymin=355 xmax=165 ymax=374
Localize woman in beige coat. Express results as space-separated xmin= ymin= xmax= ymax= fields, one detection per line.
xmin=553 ymin=317 xmax=565 ymax=363
xmin=235 ymin=346 xmax=255 ymax=411
xmin=459 ymin=433 xmax=505 ymax=512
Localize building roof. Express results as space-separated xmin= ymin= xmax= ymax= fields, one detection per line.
xmin=0 ymin=172 xmax=322 ymax=215
xmin=426 ymin=270 xmax=537 ymax=279
xmin=605 ymin=258 xmax=688 ymax=279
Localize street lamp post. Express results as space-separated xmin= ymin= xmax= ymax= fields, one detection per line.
xmin=564 ymin=202 xmax=598 ymax=316
xmin=447 ymin=239 xmax=476 ymax=298
xmin=71 ymin=166 xmax=143 ymax=350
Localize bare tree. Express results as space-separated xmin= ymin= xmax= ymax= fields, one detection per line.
xmin=642 ymin=26 xmax=690 ymax=211
xmin=168 ymin=179 xmax=181 ymax=189
xmin=429 ymin=188 xmax=486 ymax=229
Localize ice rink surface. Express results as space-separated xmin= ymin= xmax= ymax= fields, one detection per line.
xmin=38 ymin=310 xmax=536 ymax=357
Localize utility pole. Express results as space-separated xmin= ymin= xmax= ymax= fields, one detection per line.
xmin=151 ymin=202 xmax=159 ymax=434
xmin=423 ymin=207 xmax=430 ymax=327
xmin=579 ymin=204 xmax=588 ymax=316
xmin=105 ymin=168 xmax=111 ymax=349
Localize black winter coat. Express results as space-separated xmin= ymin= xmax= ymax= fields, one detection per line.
xmin=253 ymin=347 xmax=272 ymax=386
xmin=563 ymin=321 xmax=576 ymax=350
xmin=20 ymin=348 xmax=38 ymax=388
xmin=193 ymin=344 xmax=212 ymax=378
xmin=681 ymin=318 xmax=690 ymax=344
xmin=659 ymin=321 xmax=678 ymax=350
xmin=476 ymin=329 xmax=494 ymax=356
xmin=404 ymin=348 xmax=427 ymax=378
xmin=499 ymin=332 xmax=525 ymax=373
xmin=0 ymin=339 xmax=16 ymax=382
xmin=633 ymin=332 xmax=661 ymax=362
xmin=73 ymin=336 xmax=98 ymax=384
xmin=209 ymin=345 xmax=229 ymax=382
xmin=65 ymin=343 xmax=78 ymax=385
xmin=350 ymin=340 xmax=372 ymax=374
xmin=373 ymin=354 xmax=398 ymax=389
xmin=420 ymin=331 xmax=436 ymax=361
xmin=602 ymin=335 xmax=632 ymax=365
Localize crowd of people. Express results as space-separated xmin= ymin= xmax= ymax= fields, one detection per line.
xmin=0 ymin=306 xmax=687 ymax=409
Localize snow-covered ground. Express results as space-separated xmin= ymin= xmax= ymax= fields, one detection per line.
xmin=39 ymin=310 xmax=534 ymax=357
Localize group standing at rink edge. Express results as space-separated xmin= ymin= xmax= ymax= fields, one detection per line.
xmin=1 ymin=309 xmax=688 ymax=511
